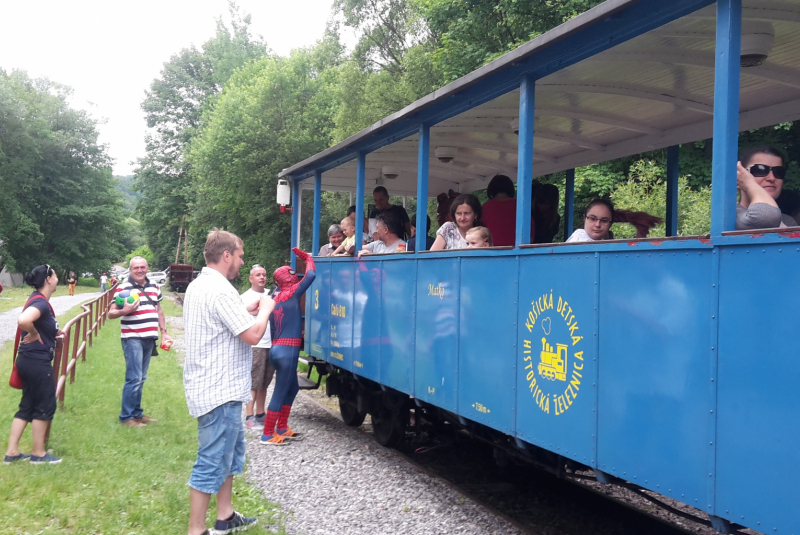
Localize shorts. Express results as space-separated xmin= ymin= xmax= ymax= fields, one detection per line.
xmin=251 ymin=347 xmax=275 ymax=391
xmin=188 ymin=401 xmax=246 ymax=494
xmin=14 ymin=353 xmax=57 ymax=422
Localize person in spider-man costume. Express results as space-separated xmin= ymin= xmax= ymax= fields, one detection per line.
xmin=261 ymin=247 xmax=316 ymax=445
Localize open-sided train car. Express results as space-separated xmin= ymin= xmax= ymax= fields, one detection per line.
xmin=280 ymin=1 xmax=800 ymax=533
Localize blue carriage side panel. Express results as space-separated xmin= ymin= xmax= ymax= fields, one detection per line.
xmin=306 ymin=261 xmax=330 ymax=359
xmin=458 ymin=256 xmax=518 ymax=434
xmin=597 ymin=249 xmax=712 ymax=507
xmin=379 ymin=259 xmax=417 ymax=395
xmin=329 ymin=262 xmax=355 ymax=371
xmin=516 ymin=254 xmax=597 ymax=465
xmin=716 ymin=243 xmax=800 ymax=535
xmin=415 ymin=258 xmax=460 ymax=411
xmin=352 ymin=260 xmax=382 ymax=381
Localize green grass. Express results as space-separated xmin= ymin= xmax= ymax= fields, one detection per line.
xmin=0 ymin=285 xmax=100 ymax=314
xmin=0 ymin=302 xmax=285 ymax=534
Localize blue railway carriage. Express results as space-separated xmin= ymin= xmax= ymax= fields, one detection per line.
xmin=281 ymin=1 xmax=800 ymax=533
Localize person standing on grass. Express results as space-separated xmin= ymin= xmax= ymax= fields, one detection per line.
xmin=240 ymin=264 xmax=274 ymax=429
xmin=100 ymin=272 xmax=108 ymax=293
xmin=4 ymin=265 xmax=63 ymax=464
xmin=183 ymin=229 xmax=275 ymax=535
xmin=107 ymin=256 xmax=171 ymax=428
xmin=67 ymin=271 xmax=77 ymax=296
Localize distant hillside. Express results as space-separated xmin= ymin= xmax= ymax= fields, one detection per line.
xmin=115 ymin=175 xmax=141 ymax=212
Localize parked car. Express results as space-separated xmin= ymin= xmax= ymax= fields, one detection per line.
xmin=146 ymin=271 xmax=168 ymax=285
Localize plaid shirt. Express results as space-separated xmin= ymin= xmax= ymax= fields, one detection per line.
xmin=182 ymin=267 xmax=255 ymax=418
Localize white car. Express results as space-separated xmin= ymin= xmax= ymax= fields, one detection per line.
xmin=146 ymin=271 xmax=167 ymax=286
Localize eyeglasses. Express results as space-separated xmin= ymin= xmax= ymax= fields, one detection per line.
xmin=748 ymin=164 xmax=786 ymax=180
xmin=586 ymin=215 xmax=612 ymax=225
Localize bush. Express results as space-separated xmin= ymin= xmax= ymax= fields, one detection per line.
xmin=78 ymin=277 xmax=99 ymax=287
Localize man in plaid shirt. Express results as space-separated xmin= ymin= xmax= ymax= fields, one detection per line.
xmin=183 ymin=229 xmax=274 ymax=535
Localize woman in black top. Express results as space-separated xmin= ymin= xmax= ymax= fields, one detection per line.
xmin=4 ymin=265 xmax=63 ymax=464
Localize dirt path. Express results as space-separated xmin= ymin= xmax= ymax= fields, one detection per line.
xmin=0 ymin=292 xmax=102 ymax=345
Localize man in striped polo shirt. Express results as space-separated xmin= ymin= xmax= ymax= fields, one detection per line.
xmin=108 ymin=256 xmax=171 ymax=427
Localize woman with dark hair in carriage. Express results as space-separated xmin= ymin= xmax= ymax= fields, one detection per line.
xmin=260 ymin=247 xmax=316 ymax=446
xmin=431 ymin=193 xmax=484 ymax=250
xmin=4 ymin=265 xmax=63 ymax=464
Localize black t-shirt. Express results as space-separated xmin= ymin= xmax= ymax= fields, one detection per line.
xmin=369 ymin=205 xmax=410 ymax=238
xmin=18 ymin=292 xmax=59 ymax=361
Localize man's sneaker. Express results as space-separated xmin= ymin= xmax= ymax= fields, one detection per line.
xmin=30 ymin=453 xmax=61 ymax=464
xmin=213 ymin=511 xmax=257 ymax=534
xmin=121 ymin=419 xmax=146 ymax=428
xmin=276 ymin=428 xmax=301 ymax=440
xmin=254 ymin=413 xmax=266 ymax=425
xmin=244 ymin=415 xmax=256 ymax=428
xmin=3 ymin=453 xmax=31 ymax=464
xmin=259 ymin=434 xmax=285 ymax=446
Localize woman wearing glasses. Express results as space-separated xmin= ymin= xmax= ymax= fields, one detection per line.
xmin=4 ymin=265 xmax=63 ymax=464
xmin=567 ymin=199 xmax=616 ymax=243
xmin=737 ymin=145 xmax=797 ymax=229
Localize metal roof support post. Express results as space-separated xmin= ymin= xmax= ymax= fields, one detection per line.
xmin=710 ymin=0 xmax=742 ymax=236
xmin=312 ymin=171 xmax=322 ymax=255
xmin=666 ymin=145 xmax=680 ymax=237
xmin=416 ymin=124 xmax=431 ymax=253
xmin=564 ymin=168 xmax=575 ymax=239
xmin=355 ymin=152 xmax=366 ymax=256
xmin=291 ymin=179 xmax=300 ymax=269
xmin=516 ymin=74 xmax=535 ymax=247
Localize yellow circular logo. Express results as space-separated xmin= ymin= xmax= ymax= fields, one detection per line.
xmin=521 ymin=290 xmax=585 ymax=416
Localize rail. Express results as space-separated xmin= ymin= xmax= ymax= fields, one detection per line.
xmin=51 ymin=283 xmax=118 ymax=408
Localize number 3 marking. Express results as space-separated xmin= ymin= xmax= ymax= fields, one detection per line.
xmin=314 ymin=289 xmax=319 ymax=310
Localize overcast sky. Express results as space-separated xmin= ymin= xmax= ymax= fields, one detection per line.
xmin=0 ymin=0 xmax=343 ymax=176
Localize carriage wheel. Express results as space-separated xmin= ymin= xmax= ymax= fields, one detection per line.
xmin=371 ymin=406 xmax=406 ymax=448
xmin=338 ymin=396 xmax=367 ymax=427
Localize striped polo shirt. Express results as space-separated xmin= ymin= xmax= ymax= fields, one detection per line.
xmin=115 ymin=276 xmax=162 ymax=339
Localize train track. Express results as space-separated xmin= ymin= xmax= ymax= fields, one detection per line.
xmin=302 ymin=390 xmax=708 ymax=535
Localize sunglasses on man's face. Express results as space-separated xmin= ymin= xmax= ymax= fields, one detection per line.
xmin=748 ymin=164 xmax=786 ymax=180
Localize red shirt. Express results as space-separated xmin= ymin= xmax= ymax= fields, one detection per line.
xmin=482 ymin=199 xmax=536 ymax=246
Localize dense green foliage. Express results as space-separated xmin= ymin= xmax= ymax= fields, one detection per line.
xmin=0 ymin=70 xmax=125 ymax=276
xmin=133 ymin=6 xmax=270 ymax=269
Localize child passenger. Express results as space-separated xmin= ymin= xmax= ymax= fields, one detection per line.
xmin=331 ymin=217 xmax=356 ymax=256
xmin=466 ymin=226 xmax=493 ymax=247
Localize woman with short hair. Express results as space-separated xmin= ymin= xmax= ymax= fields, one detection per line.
xmin=4 ymin=264 xmax=63 ymax=464
xmin=737 ymin=145 xmax=797 ymax=229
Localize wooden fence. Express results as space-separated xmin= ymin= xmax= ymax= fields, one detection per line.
xmin=52 ymin=284 xmax=117 ymax=407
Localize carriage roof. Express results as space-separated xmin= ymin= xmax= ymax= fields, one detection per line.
xmin=280 ymin=0 xmax=800 ymax=197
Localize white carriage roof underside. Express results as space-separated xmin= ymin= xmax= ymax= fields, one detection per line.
xmin=284 ymin=0 xmax=800 ymax=197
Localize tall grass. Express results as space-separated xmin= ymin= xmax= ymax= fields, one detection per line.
xmin=0 ymin=301 xmax=284 ymax=534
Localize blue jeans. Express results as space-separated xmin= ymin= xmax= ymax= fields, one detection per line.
xmin=188 ymin=401 xmax=246 ymax=494
xmin=119 ymin=338 xmax=155 ymax=423
xmin=100 ymin=283 xmax=107 ymax=293
xmin=267 ymin=344 xmax=300 ymax=412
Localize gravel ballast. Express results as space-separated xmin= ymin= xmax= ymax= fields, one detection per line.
xmin=244 ymin=390 xmax=523 ymax=535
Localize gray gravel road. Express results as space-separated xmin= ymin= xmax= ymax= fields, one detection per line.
xmin=0 ymin=292 xmax=101 ymax=345
xmin=244 ymin=390 xmax=523 ymax=535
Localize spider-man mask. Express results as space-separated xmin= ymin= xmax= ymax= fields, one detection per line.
xmin=274 ymin=266 xmax=302 ymax=289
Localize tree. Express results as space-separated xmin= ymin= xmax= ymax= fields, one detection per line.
xmin=190 ymin=35 xmax=344 ymax=279
xmin=134 ymin=3 xmax=270 ymax=268
xmin=0 ymin=70 xmax=124 ymax=275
